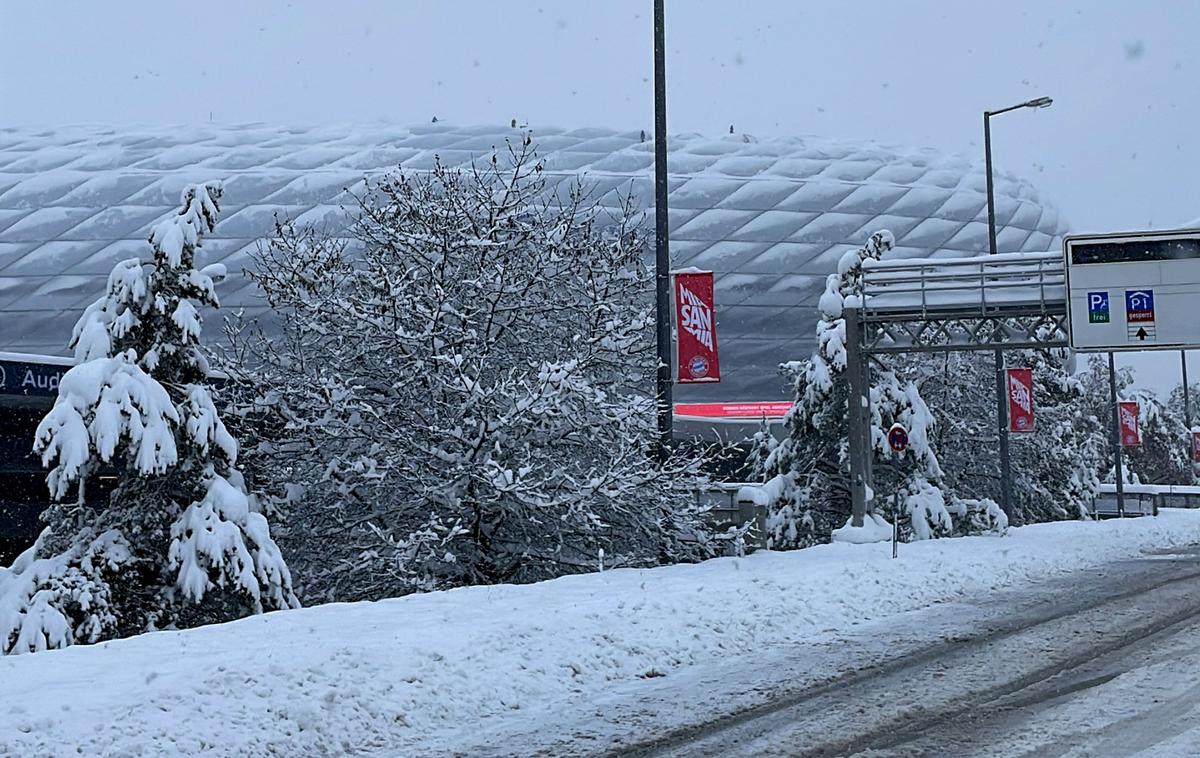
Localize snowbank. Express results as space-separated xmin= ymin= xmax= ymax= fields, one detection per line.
xmin=3 ymin=512 xmax=1199 ymax=756
xmin=831 ymin=513 xmax=894 ymax=544
xmin=735 ymin=484 xmax=770 ymax=507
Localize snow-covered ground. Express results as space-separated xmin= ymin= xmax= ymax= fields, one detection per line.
xmin=3 ymin=512 xmax=1200 ymax=757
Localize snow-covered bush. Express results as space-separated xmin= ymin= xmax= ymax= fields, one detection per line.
xmin=1125 ymin=390 xmax=1193 ymax=485
xmin=1 ymin=183 xmax=296 ymax=655
xmin=1070 ymin=354 xmax=1193 ymax=491
xmin=221 ymin=139 xmax=714 ymax=602
xmin=1008 ymin=348 xmax=1104 ymax=521
xmin=919 ymin=346 xmax=1102 ymax=525
xmin=946 ymin=497 xmax=1008 ymax=536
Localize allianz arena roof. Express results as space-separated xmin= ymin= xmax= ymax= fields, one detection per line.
xmin=0 ymin=123 xmax=1067 ymax=403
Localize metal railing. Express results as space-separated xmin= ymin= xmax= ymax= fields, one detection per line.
xmin=860 ymin=252 xmax=1065 ymax=318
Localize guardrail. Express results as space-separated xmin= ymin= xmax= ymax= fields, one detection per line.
xmin=860 ymin=252 xmax=1065 ymax=318
xmin=1093 ymin=483 xmax=1200 ymax=517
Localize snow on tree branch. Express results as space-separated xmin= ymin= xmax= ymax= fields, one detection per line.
xmin=219 ymin=139 xmax=713 ymax=601
xmin=3 ymin=181 xmax=296 ymax=656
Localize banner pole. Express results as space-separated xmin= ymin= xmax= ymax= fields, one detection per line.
xmin=1183 ymin=350 xmax=1194 ymax=483
xmin=652 ymin=0 xmax=673 ymax=462
xmin=1109 ymin=352 xmax=1126 ymax=517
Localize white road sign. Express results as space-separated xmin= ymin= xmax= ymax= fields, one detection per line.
xmin=1064 ymin=229 xmax=1200 ymax=351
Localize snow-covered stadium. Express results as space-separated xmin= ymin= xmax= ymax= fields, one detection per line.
xmin=0 ymin=123 xmax=1067 ymax=559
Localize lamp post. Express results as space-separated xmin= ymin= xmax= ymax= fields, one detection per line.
xmin=984 ymin=96 xmax=1052 ymax=521
xmin=1184 ymin=350 xmax=1195 ymax=483
xmin=652 ymin=0 xmax=673 ymax=461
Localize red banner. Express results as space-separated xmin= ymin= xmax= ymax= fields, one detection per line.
xmin=674 ymin=402 xmax=792 ymax=420
xmin=1119 ymin=401 xmax=1140 ymax=447
xmin=1191 ymin=430 xmax=1200 ymax=463
xmin=1006 ymin=368 xmax=1035 ymax=433
xmin=674 ymin=270 xmax=721 ymax=383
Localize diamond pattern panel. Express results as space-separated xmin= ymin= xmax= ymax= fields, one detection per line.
xmin=0 ymin=124 xmax=1068 ymax=404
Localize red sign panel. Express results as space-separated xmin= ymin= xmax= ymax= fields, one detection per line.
xmin=674 ymin=271 xmax=721 ymax=384
xmin=674 ymin=402 xmax=792 ymax=420
xmin=1006 ymin=368 xmax=1035 ymax=433
xmin=1191 ymin=431 xmax=1200 ymax=463
xmin=1119 ymin=401 xmax=1141 ymax=447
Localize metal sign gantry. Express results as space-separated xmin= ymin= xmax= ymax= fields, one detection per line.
xmin=845 ymin=252 xmax=1069 ymax=526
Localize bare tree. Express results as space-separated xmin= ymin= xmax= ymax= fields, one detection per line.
xmin=221 ymin=139 xmax=713 ymax=602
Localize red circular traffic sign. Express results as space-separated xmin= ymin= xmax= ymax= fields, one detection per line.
xmin=887 ymin=424 xmax=909 ymax=453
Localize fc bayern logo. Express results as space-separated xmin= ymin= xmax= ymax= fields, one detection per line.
xmin=689 ymin=355 xmax=709 ymax=378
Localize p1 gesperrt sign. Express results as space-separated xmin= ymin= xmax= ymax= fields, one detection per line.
xmin=1065 ymin=229 xmax=1200 ymax=351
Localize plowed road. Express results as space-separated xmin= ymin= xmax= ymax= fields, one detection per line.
xmin=459 ymin=545 xmax=1200 ymax=757
xmin=621 ymin=547 xmax=1200 ymax=758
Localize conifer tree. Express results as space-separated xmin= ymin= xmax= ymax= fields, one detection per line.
xmin=765 ymin=230 xmax=1001 ymax=547
xmin=744 ymin=416 xmax=778 ymax=483
xmin=0 ymin=183 xmax=296 ymax=655
xmin=766 ymin=231 xmax=905 ymax=546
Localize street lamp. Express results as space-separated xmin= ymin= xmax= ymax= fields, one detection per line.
xmin=984 ymin=96 xmax=1052 ymax=522
xmin=652 ymin=0 xmax=673 ymax=461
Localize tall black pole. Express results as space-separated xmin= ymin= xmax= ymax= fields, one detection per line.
xmin=984 ymin=111 xmax=1015 ymax=522
xmin=1183 ymin=350 xmax=1193 ymax=481
xmin=653 ymin=0 xmax=673 ymax=460
xmin=1109 ymin=351 xmax=1126 ymax=516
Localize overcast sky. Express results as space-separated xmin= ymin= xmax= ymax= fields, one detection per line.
xmin=2 ymin=0 xmax=1198 ymax=390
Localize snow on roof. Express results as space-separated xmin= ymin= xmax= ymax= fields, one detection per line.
xmin=0 ymin=123 xmax=1068 ymax=403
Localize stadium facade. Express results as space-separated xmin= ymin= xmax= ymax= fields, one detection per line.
xmin=0 ymin=123 xmax=1067 ymax=560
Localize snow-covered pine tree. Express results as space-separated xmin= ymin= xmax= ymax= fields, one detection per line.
xmin=0 ymin=183 xmax=296 ymax=655
xmin=869 ymin=366 xmax=955 ymax=540
xmin=1166 ymin=381 xmax=1200 ymax=482
xmin=766 ymin=230 xmax=897 ymax=547
xmin=766 ymin=231 xmax=1006 ymax=547
xmin=743 ymin=416 xmax=778 ymax=483
xmin=221 ymin=139 xmax=714 ymax=601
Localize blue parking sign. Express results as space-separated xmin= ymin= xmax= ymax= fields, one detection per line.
xmin=1125 ymin=289 xmax=1155 ymax=323
xmin=1087 ymin=291 xmax=1109 ymax=324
